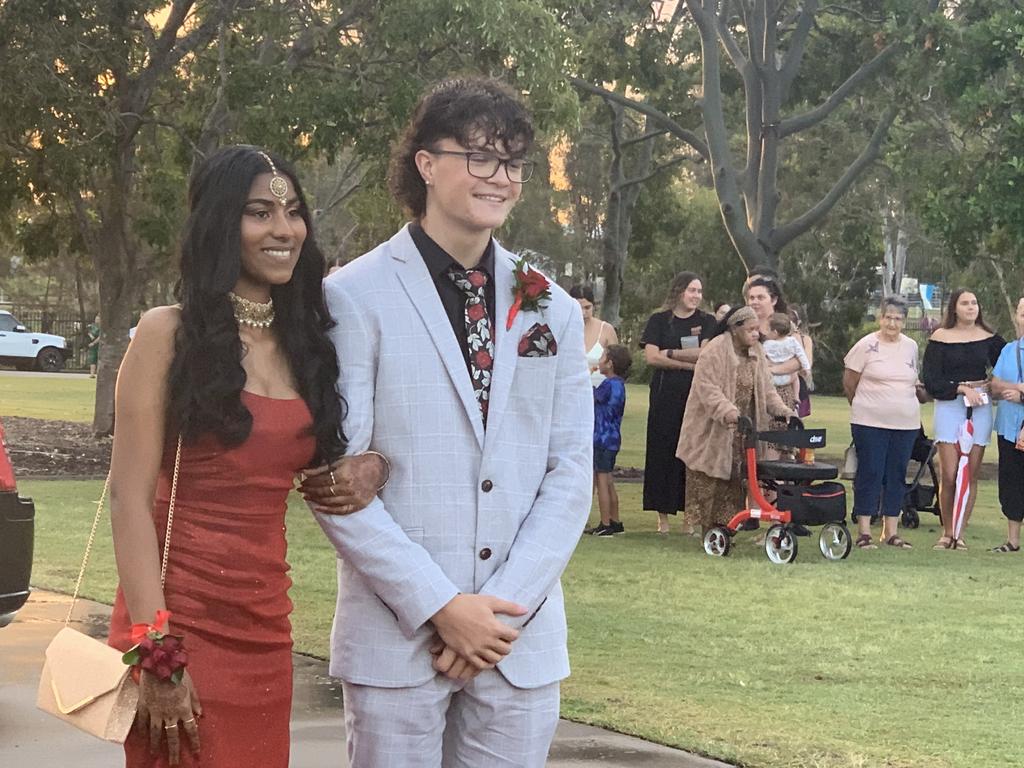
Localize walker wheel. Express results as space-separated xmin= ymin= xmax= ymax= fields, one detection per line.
xmin=901 ymin=506 xmax=920 ymax=529
xmin=818 ymin=523 xmax=852 ymax=561
xmin=703 ymin=526 xmax=732 ymax=557
xmin=764 ymin=524 xmax=798 ymax=564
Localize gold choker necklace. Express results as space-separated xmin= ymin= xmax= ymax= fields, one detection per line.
xmin=228 ymin=292 xmax=275 ymax=329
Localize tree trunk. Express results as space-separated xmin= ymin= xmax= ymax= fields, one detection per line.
xmin=599 ymin=105 xmax=656 ymax=327
xmin=600 ymin=188 xmax=629 ymax=327
xmin=881 ymin=202 xmax=908 ymax=297
xmin=92 ymin=274 xmax=135 ymax=437
xmin=985 ymin=253 xmax=1016 ymax=328
xmin=89 ymin=154 xmax=142 ymax=436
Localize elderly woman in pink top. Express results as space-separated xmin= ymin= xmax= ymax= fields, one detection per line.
xmin=843 ymin=296 xmax=926 ymax=549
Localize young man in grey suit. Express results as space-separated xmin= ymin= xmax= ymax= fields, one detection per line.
xmin=308 ymin=78 xmax=593 ymax=766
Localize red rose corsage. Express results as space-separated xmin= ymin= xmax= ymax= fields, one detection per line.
xmin=122 ymin=609 xmax=189 ymax=685
xmin=506 ymin=256 xmax=551 ymax=330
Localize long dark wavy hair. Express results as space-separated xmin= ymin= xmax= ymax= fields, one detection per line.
xmin=940 ymin=288 xmax=994 ymax=332
xmin=167 ymin=145 xmax=346 ymax=464
xmin=662 ymin=271 xmax=703 ymax=310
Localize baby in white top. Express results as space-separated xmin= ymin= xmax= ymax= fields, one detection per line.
xmin=763 ymin=312 xmax=812 ymax=401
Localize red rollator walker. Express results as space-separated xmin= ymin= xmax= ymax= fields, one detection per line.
xmin=703 ymin=416 xmax=852 ymax=564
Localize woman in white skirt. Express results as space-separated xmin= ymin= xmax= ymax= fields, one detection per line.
xmin=922 ymin=289 xmax=1005 ymax=550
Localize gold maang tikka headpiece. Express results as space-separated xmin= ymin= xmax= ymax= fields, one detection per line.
xmin=257 ymin=151 xmax=290 ymax=206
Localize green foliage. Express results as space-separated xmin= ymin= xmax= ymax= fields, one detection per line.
xmin=0 ymin=1 xmax=580 ymax=300
xmin=781 ymin=206 xmax=880 ymax=395
xmin=624 ymin=172 xmax=742 ymax=334
xmin=905 ymin=1 xmax=1024 ymax=268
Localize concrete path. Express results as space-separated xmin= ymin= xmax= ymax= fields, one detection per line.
xmin=0 ymin=592 xmax=729 ymax=767
xmin=0 ymin=369 xmax=90 ymax=380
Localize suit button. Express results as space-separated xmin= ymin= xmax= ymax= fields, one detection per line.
xmin=479 ymin=548 xmax=492 ymax=560
xmin=481 ymin=479 xmax=493 ymax=492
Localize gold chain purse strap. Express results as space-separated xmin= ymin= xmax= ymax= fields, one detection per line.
xmin=64 ymin=436 xmax=184 ymax=626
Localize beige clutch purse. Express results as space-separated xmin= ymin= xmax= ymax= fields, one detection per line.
xmin=37 ymin=438 xmax=182 ymax=743
xmin=37 ymin=626 xmax=140 ymax=741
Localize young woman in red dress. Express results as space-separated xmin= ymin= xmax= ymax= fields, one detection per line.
xmin=107 ymin=146 xmax=386 ymax=767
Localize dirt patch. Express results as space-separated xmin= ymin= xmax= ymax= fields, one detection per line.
xmin=2 ymin=417 xmax=110 ymax=478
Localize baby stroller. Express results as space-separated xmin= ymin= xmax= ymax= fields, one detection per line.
xmin=900 ymin=427 xmax=940 ymax=529
xmin=703 ymin=417 xmax=852 ymax=564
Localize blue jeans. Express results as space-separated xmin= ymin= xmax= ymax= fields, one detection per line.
xmin=851 ymin=424 xmax=918 ymax=518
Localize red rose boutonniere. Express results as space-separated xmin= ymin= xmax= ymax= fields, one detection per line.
xmin=506 ymin=256 xmax=551 ymax=330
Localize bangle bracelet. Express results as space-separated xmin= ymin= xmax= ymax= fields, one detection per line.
xmin=361 ymin=450 xmax=391 ymax=492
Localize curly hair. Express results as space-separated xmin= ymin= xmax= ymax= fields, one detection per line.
xmin=167 ymin=145 xmax=346 ymax=464
xmin=388 ymin=77 xmax=535 ymax=218
xmin=742 ymin=274 xmax=788 ymax=316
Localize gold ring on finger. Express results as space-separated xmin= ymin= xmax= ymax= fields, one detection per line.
xmin=184 ymin=718 xmax=196 ymax=725
xmin=330 ymin=470 xmax=337 ymax=485
xmin=165 ymin=724 xmax=178 ymax=730
xmin=330 ymin=484 xmax=337 ymax=497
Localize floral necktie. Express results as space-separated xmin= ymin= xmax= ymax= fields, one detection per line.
xmin=448 ymin=268 xmax=494 ymax=424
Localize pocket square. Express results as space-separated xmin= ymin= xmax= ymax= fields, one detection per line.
xmin=518 ymin=323 xmax=558 ymax=357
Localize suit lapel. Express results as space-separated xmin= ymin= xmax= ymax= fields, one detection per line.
xmin=390 ymin=226 xmax=485 ymax=449
xmin=485 ymin=245 xmax=527 ymax=445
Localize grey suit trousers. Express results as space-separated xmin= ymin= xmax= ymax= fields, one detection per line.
xmin=343 ymin=671 xmax=560 ymax=767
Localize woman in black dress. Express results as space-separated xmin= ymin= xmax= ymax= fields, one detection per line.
xmin=641 ymin=272 xmax=717 ymax=533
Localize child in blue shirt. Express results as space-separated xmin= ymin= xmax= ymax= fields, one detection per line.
xmin=591 ymin=344 xmax=631 ymax=536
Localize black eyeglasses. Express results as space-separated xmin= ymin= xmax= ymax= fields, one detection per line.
xmin=428 ymin=149 xmax=536 ymax=183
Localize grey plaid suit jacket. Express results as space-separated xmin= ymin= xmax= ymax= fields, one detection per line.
xmin=316 ymin=225 xmax=593 ymax=690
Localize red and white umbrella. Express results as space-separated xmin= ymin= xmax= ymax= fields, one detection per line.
xmin=950 ymin=410 xmax=974 ymax=543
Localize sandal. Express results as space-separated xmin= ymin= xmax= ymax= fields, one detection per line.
xmin=952 ymin=538 xmax=967 ymax=551
xmin=881 ymin=535 xmax=913 ymax=549
xmin=990 ymin=542 xmax=1021 ymax=552
xmin=933 ymin=536 xmax=953 ymax=550
xmin=855 ymin=534 xmax=877 ymax=550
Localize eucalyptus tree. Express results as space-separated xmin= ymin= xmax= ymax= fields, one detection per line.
xmin=562 ymin=0 xmax=704 ymax=325
xmin=571 ymin=0 xmax=944 ymax=273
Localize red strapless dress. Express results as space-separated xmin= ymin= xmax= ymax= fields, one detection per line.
xmin=109 ymin=391 xmax=315 ymax=768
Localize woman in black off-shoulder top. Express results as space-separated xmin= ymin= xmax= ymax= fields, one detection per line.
xmin=922 ymin=289 xmax=1005 ymax=550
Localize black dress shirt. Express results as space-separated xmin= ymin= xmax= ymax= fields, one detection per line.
xmin=409 ymin=221 xmax=497 ymax=374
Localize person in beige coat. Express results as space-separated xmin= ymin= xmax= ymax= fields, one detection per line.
xmin=676 ymin=306 xmax=795 ymax=534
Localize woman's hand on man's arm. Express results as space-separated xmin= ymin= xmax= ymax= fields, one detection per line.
xmin=299 ymin=452 xmax=389 ymax=515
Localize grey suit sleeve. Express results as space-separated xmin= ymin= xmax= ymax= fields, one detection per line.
xmin=478 ymin=303 xmax=593 ymax=627
xmin=314 ymin=277 xmax=459 ymax=638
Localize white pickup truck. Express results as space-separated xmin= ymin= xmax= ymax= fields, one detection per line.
xmin=0 ymin=311 xmax=69 ymax=372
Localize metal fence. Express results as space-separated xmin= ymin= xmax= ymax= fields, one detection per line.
xmin=5 ymin=306 xmax=89 ymax=370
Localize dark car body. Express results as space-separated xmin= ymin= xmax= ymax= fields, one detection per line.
xmin=0 ymin=419 xmax=34 ymax=626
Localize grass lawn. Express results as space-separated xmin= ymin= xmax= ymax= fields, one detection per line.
xmin=0 ymin=373 xmax=95 ymax=422
xmin=21 ymin=477 xmax=1020 ymax=768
